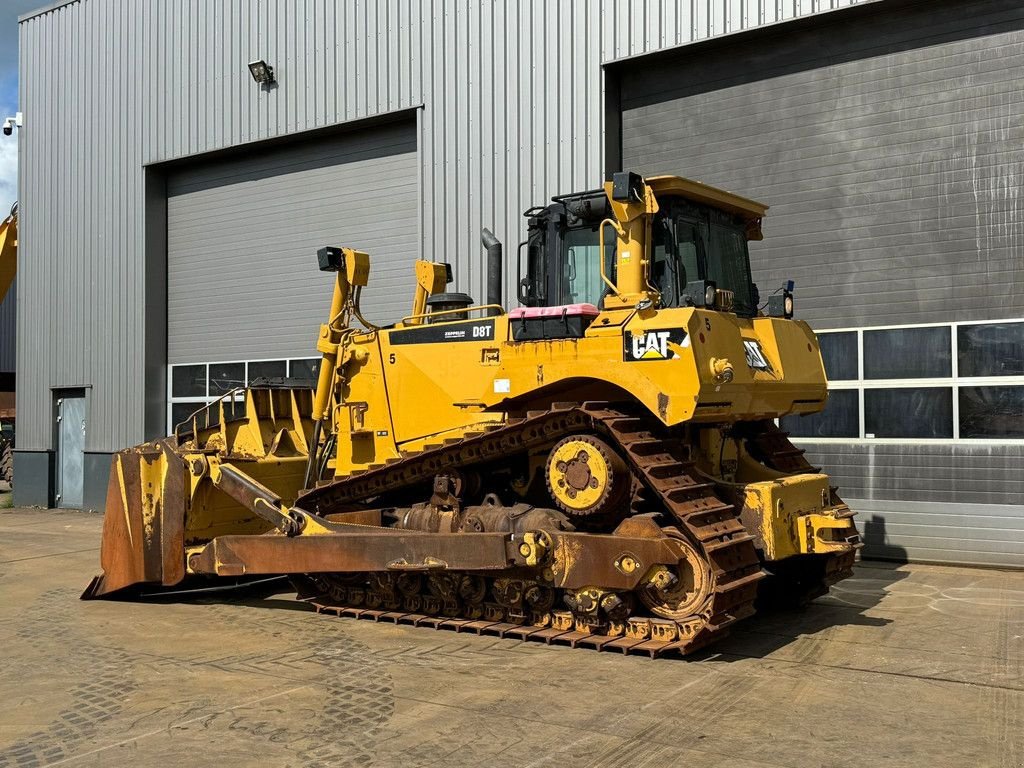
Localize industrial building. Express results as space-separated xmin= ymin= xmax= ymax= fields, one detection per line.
xmin=13 ymin=0 xmax=1024 ymax=567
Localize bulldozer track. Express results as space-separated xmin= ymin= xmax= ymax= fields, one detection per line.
xmin=297 ymin=403 xmax=771 ymax=657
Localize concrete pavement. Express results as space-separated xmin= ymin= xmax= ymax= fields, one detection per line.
xmin=0 ymin=505 xmax=1021 ymax=768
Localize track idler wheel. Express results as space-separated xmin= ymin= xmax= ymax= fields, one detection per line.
xmin=545 ymin=435 xmax=630 ymax=523
xmin=636 ymin=534 xmax=713 ymax=621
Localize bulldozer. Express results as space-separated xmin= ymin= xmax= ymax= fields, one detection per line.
xmin=84 ymin=171 xmax=861 ymax=657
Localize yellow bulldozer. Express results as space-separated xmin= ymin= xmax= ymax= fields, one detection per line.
xmin=84 ymin=172 xmax=860 ymax=657
xmin=0 ymin=203 xmax=16 ymax=486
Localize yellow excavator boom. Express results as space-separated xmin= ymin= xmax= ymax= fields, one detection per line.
xmin=0 ymin=205 xmax=17 ymax=304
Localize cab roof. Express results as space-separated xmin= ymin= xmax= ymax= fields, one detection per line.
xmin=646 ymin=175 xmax=768 ymax=222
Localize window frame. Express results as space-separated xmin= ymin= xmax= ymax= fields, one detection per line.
xmin=789 ymin=317 xmax=1024 ymax=445
xmin=166 ymin=356 xmax=319 ymax=433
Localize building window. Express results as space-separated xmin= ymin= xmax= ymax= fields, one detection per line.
xmin=863 ymin=326 xmax=951 ymax=379
xmin=959 ymin=385 xmax=1024 ymax=439
xmin=248 ymin=359 xmax=287 ymax=382
xmin=288 ymin=358 xmax=320 ymax=384
xmin=864 ymin=388 xmax=953 ymax=439
xmin=786 ymin=319 xmax=1024 ymax=443
xmin=171 ymin=364 xmax=206 ymax=398
xmin=166 ymin=357 xmax=319 ymax=432
xmin=781 ymin=389 xmax=858 ymax=438
xmin=957 ymin=322 xmax=1024 ymax=377
xmin=208 ymin=362 xmax=245 ymax=396
xmin=818 ymin=331 xmax=857 ymax=381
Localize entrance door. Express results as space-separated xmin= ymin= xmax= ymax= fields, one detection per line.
xmin=55 ymin=390 xmax=86 ymax=508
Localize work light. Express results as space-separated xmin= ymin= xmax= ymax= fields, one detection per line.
xmin=248 ymin=60 xmax=276 ymax=85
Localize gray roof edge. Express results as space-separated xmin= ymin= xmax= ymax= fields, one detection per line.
xmin=19 ymin=0 xmax=81 ymax=23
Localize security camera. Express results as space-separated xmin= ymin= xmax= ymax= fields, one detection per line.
xmin=2 ymin=112 xmax=23 ymax=136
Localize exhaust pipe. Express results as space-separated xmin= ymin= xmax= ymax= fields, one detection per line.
xmin=482 ymin=228 xmax=502 ymax=314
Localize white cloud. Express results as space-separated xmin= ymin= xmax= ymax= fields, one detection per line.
xmin=0 ymin=96 xmax=15 ymax=218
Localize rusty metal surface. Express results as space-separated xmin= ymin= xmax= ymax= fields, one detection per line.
xmin=323 ymin=509 xmax=383 ymax=526
xmin=160 ymin=441 xmax=188 ymax=587
xmin=189 ymin=531 xmax=522 ymax=577
xmin=84 ymin=442 xmax=187 ymax=598
xmin=294 ymin=403 xmax=790 ymax=655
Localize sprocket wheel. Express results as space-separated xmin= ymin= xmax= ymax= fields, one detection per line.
xmin=544 ymin=435 xmax=630 ymax=521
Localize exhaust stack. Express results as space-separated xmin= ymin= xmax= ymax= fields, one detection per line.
xmin=482 ymin=228 xmax=502 ymax=313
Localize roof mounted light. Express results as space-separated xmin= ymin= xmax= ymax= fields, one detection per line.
xmin=767 ymin=280 xmax=795 ymax=319
xmin=683 ymin=280 xmax=717 ymax=308
xmin=611 ymin=171 xmax=644 ymax=203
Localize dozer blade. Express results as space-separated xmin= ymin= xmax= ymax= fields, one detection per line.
xmin=82 ymin=441 xmax=188 ymax=599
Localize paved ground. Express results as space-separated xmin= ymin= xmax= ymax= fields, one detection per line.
xmin=0 ymin=505 xmax=1021 ymax=768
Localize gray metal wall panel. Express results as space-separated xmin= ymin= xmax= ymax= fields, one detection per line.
xmin=17 ymin=0 xmax=869 ymax=453
xmin=807 ymin=442 xmax=1024 ymax=567
xmin=619 ymin=0 xmax=1024 ymax=329
xmin=17 ymin=0 xmax=148 ymax=452
xmin=803 ymin=443 xmax=1024 ymax=506
xmin=848 ymin=497 xmax=1024 ymax=568
xmin=803 ymin=441 xmax=1024 ymax=569
xmin=166 ymin=121 xmax=418 ymax=363
xmin=0 ymin=279 xmax=15 ymax=373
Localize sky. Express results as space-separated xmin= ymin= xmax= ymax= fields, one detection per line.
xmin=0 ymin=0 xmax=43 ymax=217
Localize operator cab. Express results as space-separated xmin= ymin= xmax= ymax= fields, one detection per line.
xmin=517 ymin=175 xmax=764 ymax=318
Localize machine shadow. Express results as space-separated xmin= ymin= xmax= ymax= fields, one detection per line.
xmin=694 ymin=514 xmax=911 ymax=661
xmin=696 ymin=558 xmax=910 ymax=662
xmin=134 ymin=575 xmax=314 ymax=614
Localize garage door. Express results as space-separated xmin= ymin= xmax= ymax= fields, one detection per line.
xmin=167 ymin=119 xmax=418 ymax=365
xmin=614 ymin=0 xmax=1024 ymax=568
xmin=618 ymin=0 xmax=1024 ymax=329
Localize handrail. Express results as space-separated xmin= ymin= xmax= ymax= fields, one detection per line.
xmin=175 ymin=385 xmax=246 ymax=432
xmin=598 ymin=217 xmax=624 ymax=297
xmin=399 ymin=303 xmax=505 ymax=325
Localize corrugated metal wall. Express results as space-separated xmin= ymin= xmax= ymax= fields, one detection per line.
xmin=0 ymin=280 xmax=14 ymax=373
xmin=17 ymin=0 xmax=868 ymax=452
xmin=809 ymin=443 xmax=1024 ymax=568
xmin=18 ymin=1 xmax=148 ymax=452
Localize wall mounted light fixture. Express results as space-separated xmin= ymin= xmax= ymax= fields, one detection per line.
xmin=247 ymin=60 xmax=276 ymax=85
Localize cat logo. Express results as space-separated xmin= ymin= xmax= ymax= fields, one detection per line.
xmin=623 ymin=328 xmax=689 ymax=362
xmin=743 ymin=339 xmax=773 ymax=372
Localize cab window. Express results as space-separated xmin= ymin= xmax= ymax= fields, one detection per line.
xmin=561 ymin=224 xmax=615 ymax=305
xmin=706 ymin=222 xmax=755 ymax=315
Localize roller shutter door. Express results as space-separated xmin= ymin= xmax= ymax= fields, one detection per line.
xmin=618 ymin=0 xmax=1024 ymax=329
xmin=616 ymin=0 xmax=1024 ymax=568
xmin=167 ymin=120 xmax=418 ymax=364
